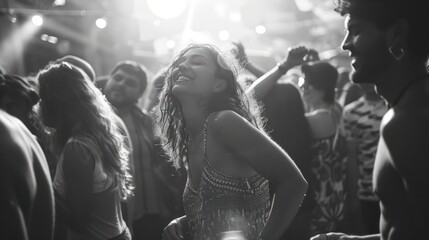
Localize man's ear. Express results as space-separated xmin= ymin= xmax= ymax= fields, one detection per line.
xmin=386 ymin=19 xmax=409 ymax=52
xmin=213 ymin=78 xmax=228 ymax=93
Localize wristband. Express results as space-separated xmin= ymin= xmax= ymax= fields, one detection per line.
xmin=276 ymin=62 xmax=289 ymax=75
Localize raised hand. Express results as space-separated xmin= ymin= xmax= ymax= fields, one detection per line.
xmin=282 ymin=46 xmax=311 ymax=69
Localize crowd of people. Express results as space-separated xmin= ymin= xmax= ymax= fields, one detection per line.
xmin=1 ymin=0 xmax=429 ymax=240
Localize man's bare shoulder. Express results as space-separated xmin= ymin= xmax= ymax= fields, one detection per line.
xmin=0 ymin=111 xmax=35 ymax=189
xmin=380 ymin=106 xmax=429 ymax=192
xmin=382 ymin=105 xmax=429 ymax=138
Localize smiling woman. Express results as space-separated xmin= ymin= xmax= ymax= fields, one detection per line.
xmin=157 ymin=44 xmax=308 ymax=240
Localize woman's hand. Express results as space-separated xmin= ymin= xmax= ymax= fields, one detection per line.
xmin=281 ymin=46 xmax=311 ymax=69
xmin=162 ymin=216 xmax=186 ymax=240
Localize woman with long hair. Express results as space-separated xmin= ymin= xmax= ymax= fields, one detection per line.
xmin=38 ymin=62 xmax=133 ymax=240
xmin=158 ymin=44 xmax=308 ymax=240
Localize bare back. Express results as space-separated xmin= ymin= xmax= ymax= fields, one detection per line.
xmin=0 ymin=110 xmax=54 ymax=240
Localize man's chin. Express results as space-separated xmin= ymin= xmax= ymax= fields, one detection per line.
xmin=109 ymin=99 xmax=133 ymax=109
xmin=350 ymin=68 xmax=376 ymax=85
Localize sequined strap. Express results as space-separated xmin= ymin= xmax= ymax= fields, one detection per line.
xmin=203 ymin=113 xmax=212 ymax=159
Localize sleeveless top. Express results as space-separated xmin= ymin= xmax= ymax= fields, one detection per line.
xmin=309 ymin=109 xmax=348 ymax=234
xmin=182 ymin=116 xmax=271 ymax=240
xmin=54 ymin=136 xmax=126 ymax=240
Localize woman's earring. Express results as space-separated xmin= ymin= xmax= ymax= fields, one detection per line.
xmin=388 ymin=45 xmax=405 ymax=61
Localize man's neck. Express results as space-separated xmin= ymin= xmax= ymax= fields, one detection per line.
xmin=115 ymin=104 xmax=134 ymax=116
xmin=364 ymin=92 xmax=382 ymax=102
xmin=375 ymin=61 xmax=428 ymax=106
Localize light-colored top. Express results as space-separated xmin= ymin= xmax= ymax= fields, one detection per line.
xmin=182 ymin=118 xmax=271 ymax=240
xmin=343 ymin=97 xmax=387 ymax=201
xmin=53 ymin=136 xmax=126 ymax=240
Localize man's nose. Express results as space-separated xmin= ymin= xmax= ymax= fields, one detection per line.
xmin=341 ymin=32 xmax=352 ymax=51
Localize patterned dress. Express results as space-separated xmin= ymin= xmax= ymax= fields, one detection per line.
xmin=309 ymin=110 xmax=348 ymax=234
xmin=183 ymin=118 xmax=271 ymax=240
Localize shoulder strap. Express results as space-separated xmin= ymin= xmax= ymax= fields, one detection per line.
xmin=203 ymin=115 xmax=210 ymax=158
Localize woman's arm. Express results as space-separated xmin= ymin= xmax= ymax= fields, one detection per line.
xmin=246 ymin=46 xmax=310 ymax=100
xmin=62 ymin=141 xmax=95 ymax=233
xmin=311 ymin=233 xmax=380 ymax=240
xmin=211 ymin=110 xmax=308 ymax=240
xmin=246 ymin=66 xmax=288 ymax=100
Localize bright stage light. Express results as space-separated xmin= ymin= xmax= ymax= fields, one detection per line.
xmin=40 ymin=34 xmax=49 ymax=41
xmin=166 ymin=40 xmax=176 ymax=49
xmin=95 ymin=18 xmax=107 ymax=29
xmin=47 ymin=36 xmax=58 ymax=44
xmin=255 ymin=25 xmax=266 ymax=35
xmin=54 ymin=0 xmax=66 ymax=6
xmin=295 ymin=0 xmax=313 ymax=12
xmin=7 ymin=10 xmax=18 ymax=23
xmin=218 ymin=30 xmax=230 ymax=41
xmin=32 ymin=15 xmax=44 ymax=26
xmin=146 ymin=0 xmax=189 ymax=19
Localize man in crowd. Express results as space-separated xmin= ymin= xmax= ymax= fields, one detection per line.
xmin=0 ymin=73 xmax=58 ymax=177
xmin=312 ymin=0 xmax=429 ymax=239
xmin=100 ymin=61 xmax=180 ymax=239
xmin=0 ymin=108 xmax=54 ymax=240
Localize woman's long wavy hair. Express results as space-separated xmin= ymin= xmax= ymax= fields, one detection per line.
xmin=157 ymin=44 xmax=265 ymax=169
xmin=38 ymin=62 xmax=132 ymax=200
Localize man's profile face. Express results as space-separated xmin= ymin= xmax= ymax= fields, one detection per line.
xmin=341 ymin=14 xmax=391 ymax=85
xmin=104 ymin=69 xmax=142 ymax=108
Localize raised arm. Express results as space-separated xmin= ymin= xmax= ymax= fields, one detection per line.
xmin=211 ymin=110 xmax=308 ymax=240
xmin=246 ymin=46 xmax=311 ymax=100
